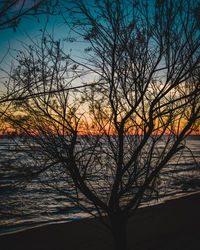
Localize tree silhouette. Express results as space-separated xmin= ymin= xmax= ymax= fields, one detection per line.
xmin=2 ymin=1 xmax=200 ymax=250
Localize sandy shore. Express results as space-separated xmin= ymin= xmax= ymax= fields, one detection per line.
xmin=0 ymin=192 xmax=200 ymax=250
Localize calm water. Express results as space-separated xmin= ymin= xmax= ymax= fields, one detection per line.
xmin=0 ymin=135 xmax=200 ymax=235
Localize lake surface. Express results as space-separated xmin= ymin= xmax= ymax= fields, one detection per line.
xmin=0 ymin=135 xmax=200 ymax=235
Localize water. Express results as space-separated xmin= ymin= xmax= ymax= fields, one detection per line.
xmin=0 ymin=135 xmax=200 ymax=235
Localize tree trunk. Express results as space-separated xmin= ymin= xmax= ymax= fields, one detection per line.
xmin=110 ymin=215 xmax=128 ymax=250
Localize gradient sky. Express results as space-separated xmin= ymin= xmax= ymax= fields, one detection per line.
xmin=0 ymin=3 xmax=96 ymax=95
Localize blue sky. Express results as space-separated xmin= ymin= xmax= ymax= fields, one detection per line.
xmin=0 ymin=13 xmax=67 ymax=65
xmin=0 ymin=8 xmax=73 ymax=96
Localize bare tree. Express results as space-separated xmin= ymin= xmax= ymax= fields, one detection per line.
xmin=3 ymin=1 xmax=200 ymax=250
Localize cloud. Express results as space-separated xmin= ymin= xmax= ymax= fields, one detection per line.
xmin=13 ymin=0 xmax=38 ymax=11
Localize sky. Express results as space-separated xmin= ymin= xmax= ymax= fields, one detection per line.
xmin=0 ymin=0 xmax=100 ymax=96
xmin=0 ymin=0 xmax=75 ymax=96
xmin=0 ymin=13 xmax=67 ymax=67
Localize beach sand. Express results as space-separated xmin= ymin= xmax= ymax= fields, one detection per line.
xmin=0 ymin=192 xmax=200 ymax=250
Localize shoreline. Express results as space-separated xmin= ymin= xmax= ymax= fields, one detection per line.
xmin=1 ymin=190 xmax=199 ymax=237
xmin=1 ymin=191 xmax=200 ymax=250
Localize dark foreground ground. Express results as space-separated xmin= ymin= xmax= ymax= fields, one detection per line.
xmin=0 ymin=192 xmax=200 ymax=250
